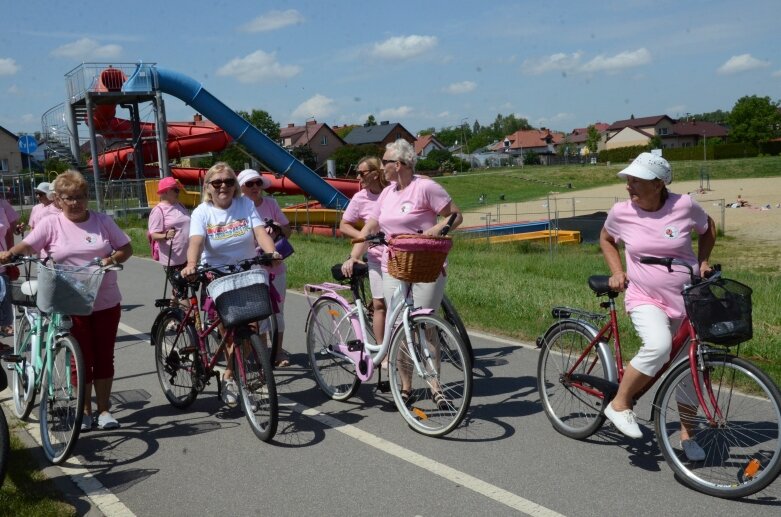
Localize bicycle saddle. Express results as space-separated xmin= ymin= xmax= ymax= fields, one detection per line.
xmin=588 ymin=275 xmax=619 ymax=298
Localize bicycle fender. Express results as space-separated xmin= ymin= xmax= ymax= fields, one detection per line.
xmin=150 ymin=307 xmax=183 ymax=347
xmin=541 ymin=318 xmax=618 ymax=385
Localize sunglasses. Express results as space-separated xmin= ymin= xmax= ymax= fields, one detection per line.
xmin=209 ymin=178 xmax=236 ymax=189
xmin=357 ymin=169 xmax=376 ymax=177
xmin=243 ymin=180 xmax=265 ymax=188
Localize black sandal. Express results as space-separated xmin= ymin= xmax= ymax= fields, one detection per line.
xmin=400 ymin=390 xmax=415 ymax=407
xmin=432 ymin=390 xmax=450 ymax=410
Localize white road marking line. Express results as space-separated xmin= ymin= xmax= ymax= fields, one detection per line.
xmin=124 ymin=321 xmax=565 ymax=517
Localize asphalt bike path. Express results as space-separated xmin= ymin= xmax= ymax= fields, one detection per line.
xmin=4 ymin=256 xmax=780 ymax=516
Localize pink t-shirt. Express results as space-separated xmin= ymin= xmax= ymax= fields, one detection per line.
xmin=29 ymin=203 xmax=61 ymax=229
xmin=251 ymin=196 xmax=288 ymax=276
xmin=342 ymin=188 xmax=383 ymax=265
xmin=24 ymin=212 xmax=131 ymax=311
xmin=148 ymin=202 xmax=191 ymax=266
xmin=0 ymin=199 xmax=19 ymax=225
xmin=0 ymin=206 xmax=8 ymax=274
xmin=603 ymin=193 xmax=709 ymax=318
xmin=370 ymin=176 xmax=451 ymax=271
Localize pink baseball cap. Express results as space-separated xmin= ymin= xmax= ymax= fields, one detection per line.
xmin=157 ymin=176 xmax=181 ymax=194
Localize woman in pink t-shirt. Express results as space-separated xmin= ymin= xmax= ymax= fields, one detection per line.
xmin=0 ymin=170 xmax=133 ymax=431
xmin=339 ymin=156 xmax=389 ymax=347
xmin=600 ymin=153 xmax=716 ymax=460
xmin=148 ymin=177 xmax=191 ymax=302
xmin=237 ymin=168 xmax=292 ymax=368
xmin=342 ymin=139 xmax=463 ymax=406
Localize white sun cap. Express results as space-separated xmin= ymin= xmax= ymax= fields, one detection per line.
xmin=617 ymin=152 xmax=672 ymax=185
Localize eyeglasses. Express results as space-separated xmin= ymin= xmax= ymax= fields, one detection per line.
xmin=59 ymin=194 xmax=87 ymax=205
xmin=209 ymin=178 xmax=236 ymax=189
xmin=356 ymin=169 xmax=376 ymax=177
xmin=381 ymin=159 xmax=397 ymax=165
xmin=243 ymin=180 xmax=265 ymax=188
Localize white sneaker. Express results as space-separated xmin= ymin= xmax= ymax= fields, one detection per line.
xmin=97 ymin=411 xmax=120 ymax=430
xmin=604 ymin=402 xmax=643 ymax=438
xmin=222 ymin=378 xmax=238 ymax=407
xmin=682 ymin=439 xmax=706 ymax=461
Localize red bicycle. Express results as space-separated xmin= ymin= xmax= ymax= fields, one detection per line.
xmin=536 ymin=256 xmax=781 ymax=498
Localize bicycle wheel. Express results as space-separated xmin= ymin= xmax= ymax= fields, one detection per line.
xmin=388 ymin=313 xmax=472 ymax=437
xmin=440 ymin=295 xmax=474 ymax=364
xmin=537 ymin=321 xmax=609 ymax=440
xmin=234 ymin=330 xmax=278 ymax=442
xmin=12 ymin=309 xmax=36 ymax=419
xmin=654 ymin=354 xmax=781 ymax=498
xmin=39 ymin=335 xmax=85 ymax=464
xmin=154 ymin=309 xmax=200 ymax=409
xmin=257 ymin=314 xmax=279 ymax=366
xmin=306 ymin=297 xmax=361 ymax=401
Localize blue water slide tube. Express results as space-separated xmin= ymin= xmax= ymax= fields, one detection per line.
xmin=129 ymin=65 xmax=349 ymax=209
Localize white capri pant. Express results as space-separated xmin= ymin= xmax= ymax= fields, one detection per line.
xmin=368 ymin=260 xmax=384 ymax=299
xmin=382 ymin=273 xmax=446 ymax=316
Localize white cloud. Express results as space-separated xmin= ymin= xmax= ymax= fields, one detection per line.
xmin=371 ymin=35 xmax=438 ymax=60
xmin=51 ymin=38 xmax=121 ymax=59
xmin=773 ymin=69 xmax=781 ymax=78
xmin=291 ymin=94 xmax=336 ymax=120
xmin=581 ymin=48 xmax=651 ymax=73
xmin=217 ymin=50 xmax=300 ymax=84
xmin=240 ymin=9 xmax=304 ymax=32
xmin=438 ymin=111 xmax=451 ymax=118
xmin=522 ymin=52 xmax=583 ymax=75
xmin=20 ymin=114 xmax=36 ymax=124
xmin=0 ymin=57 xmax=19 ymax=75
xmin=717 ymin=54 xmax=770 ymax=75
xmin=379 ymin=106 xmax=413 ymax=119
xmin=537 ymin=113 xmax=573 ymax=127
xmin=445 ymin=81 xmax=476 ymax=94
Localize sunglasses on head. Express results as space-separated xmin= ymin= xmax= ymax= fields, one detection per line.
xmin=243 ymin=179 xmax=265 ymax=188
xmin=209 ymin=178 xmax=236 ymax=188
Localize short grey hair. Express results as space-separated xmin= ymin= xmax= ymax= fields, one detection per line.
xmin=386 ymin=139 xmax=417 ymax=170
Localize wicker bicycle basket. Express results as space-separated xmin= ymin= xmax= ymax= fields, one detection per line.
xmin=387 ymin=234 xmax=453 ymax=283
xmin=206 ymin=269 xmax=272 ymax=328
xmin=682 ymin=277 xmax=753 ymax=346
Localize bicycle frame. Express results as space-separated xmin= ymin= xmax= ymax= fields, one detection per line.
xmin=558 ymin=291 xmax=728 ymax=425
xmin=305 ymin=279 xmax=434 ymax=383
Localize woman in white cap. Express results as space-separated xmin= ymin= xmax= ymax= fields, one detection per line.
xmin=26 ymin=181 xmax=58 ymax=230
xmin=237 ymin=168 xmax=292 ymax=367
xmin=148 ymin=177 xmax=191 ymax=303
xmin=600 ymin=152 xmax=716 ymax=461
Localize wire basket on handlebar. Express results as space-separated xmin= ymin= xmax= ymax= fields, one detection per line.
xmin=36 ymin=263 xmax=104 ymax=315
xmin=206 ymin=269 xmax=272 ymax=327
xmin=683 ymin=277 xmax=753 ymax=345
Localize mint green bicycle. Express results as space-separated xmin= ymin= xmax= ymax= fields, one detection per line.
xmin=6 ymin=256 xmax=117 ymax=464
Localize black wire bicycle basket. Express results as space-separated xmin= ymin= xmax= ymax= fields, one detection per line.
xmin=682 ymin=277 xmax=753 ymax=346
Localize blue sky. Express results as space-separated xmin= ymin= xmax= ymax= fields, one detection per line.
xmin=1 ymin=0 xmax=779 ymax=137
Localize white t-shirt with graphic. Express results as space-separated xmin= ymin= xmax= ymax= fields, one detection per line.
xmin=189 ymin=197 xmax=263 ymax=267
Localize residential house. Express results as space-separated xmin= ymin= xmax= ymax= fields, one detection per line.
xmin=414 ymin=134 xmax=446 ymax=157
xmin=491 ymin=128 xmax=564 ymax=164
xmin=343 ymin=121 xmax=416 ymax=147
xmin=280 ymin=120 xmax=345 ymax=170
xmin=663 ymin=120 xmax=728 ymax=148
xmin=566 ymin=123 xmax=609 ymax=155
xmin=604 ymin=115 xmax=676 ymax=150
xmin=0 ymin=125 xmax=23 ymax=174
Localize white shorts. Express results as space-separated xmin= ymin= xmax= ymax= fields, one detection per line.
xmin=368 ymin=261 xmax=384 ymax=299
xmin=382 ymin=273 xmax=446 ymax=314
xmin=628 ymin=304 xmax=683 ymax=377
xmin=263 ymin=269 xmax=286 ymax=332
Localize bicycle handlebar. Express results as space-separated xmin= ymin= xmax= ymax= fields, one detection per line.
xmin=351 ymin=232 xmax=387 ymax=246
xmin=639 ymin=256 xmax=721 ymax=285
xmin=175 ymin=253 xmax=277 ymax=285
xmin=8 ymin=254 xmax=122 ymax=272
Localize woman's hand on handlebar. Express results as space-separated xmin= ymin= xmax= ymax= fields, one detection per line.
xmin=700 ymin=260 xmax=714 ymax=278
xmin=608 ymin=271 xmax=628 ymax=292
xmin=0 ymin=251 xmax=12 ymax=264
xmin=341 ymin=256 xmax=363 ymax=278
xmin=181 ymin=264 xmax=198 ymax=279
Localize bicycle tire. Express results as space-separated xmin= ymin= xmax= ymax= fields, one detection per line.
xmin=257 ymin=315 xmax=279 ymax=367
xmin=537 ymin=320 xmax=609 ymax=440
xmin=388 ymin=313 xmax=472 ymax=437
xmin=11 ymin=309 xmax=36 ymax=419
xmin=154 ymin=309 xmax=201 ymax=409
xmin=440 ymin=295 xmax=474 ymax=364
xmin=654 ymin=354 xmax=781 ymax=498
xmin=0 ymin=408 xmax=9 ymax=485
xmin=306 ymin=297 xmax=361 ymax=401
xmin=39 ymin=335 xmax=85 ymax=464
xmin=234 ymin=330 xmax=278 ymax=442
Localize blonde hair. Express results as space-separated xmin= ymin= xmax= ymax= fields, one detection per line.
xmin=357 ymin=156 xmax=388 ymax=188
xmin=202 ymin=162 xmax=239 ymax=203
xmin=385 ymin=139 xmax=417 ymax=170
xmin=54 ymin=170 xmax=89 ymax=198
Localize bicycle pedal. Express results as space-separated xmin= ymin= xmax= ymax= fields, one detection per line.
xmin=347 ymin=339 xmax=362 ymax=352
